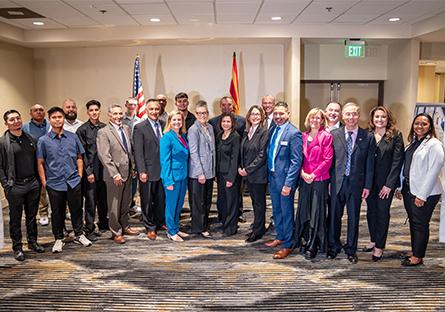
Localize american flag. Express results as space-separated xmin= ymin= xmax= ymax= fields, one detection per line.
xmin=133 ymin=56 xmax=146 ymax=119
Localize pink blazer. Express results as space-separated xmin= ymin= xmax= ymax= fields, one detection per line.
xmin=301 ymin=127 xmax=333 ymax=181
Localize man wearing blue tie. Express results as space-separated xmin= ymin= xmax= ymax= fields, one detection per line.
xmin=265 ymin=102 xmax=303 ymax=259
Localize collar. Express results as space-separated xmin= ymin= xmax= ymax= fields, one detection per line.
xmin=87 ymin=119 xmax=103 ymax=129
xmin=30 ymin=119 xmax=47 ymax=127
xmin=49 ymin=130 xmax=65 ymax=139
xmin=147 ymin=118 xmax=159 ymax=127
xmin=344 ymin=126 xmax=358 ymax=135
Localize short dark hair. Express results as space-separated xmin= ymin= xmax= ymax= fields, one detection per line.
xmin=219 ymin=112 xmax=236 ymax=134
xmin=86 ymin=99 xmax=101 ymax=109
xmin=47 ymin=106 xmax=65 ymax=117
xmin=275 ymin=101 xmax=288 ymax=110
xmin=3 ymin=109 xmax=20 ymax=122
xmin=175 ymin=92 xmax=188 ymax=101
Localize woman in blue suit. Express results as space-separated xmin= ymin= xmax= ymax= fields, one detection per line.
xmin=160 ymin=110 xmax=189 ymax=242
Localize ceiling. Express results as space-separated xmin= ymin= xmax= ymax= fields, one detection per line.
xmin=1 ymin=0 xmax=445 ymax=30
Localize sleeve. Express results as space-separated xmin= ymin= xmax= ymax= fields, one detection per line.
xmin=75 ymin=135 xmax=85 ymax=155
xmin=36 ymin=137 xmax=46 ymax=160
xmin=226 ymin=134 xmax=240 ymax=183
xmin=188 ymin=126 xmax=204 ymax=177
xmin=133 ymin=124 xmax=146 ymax=174
xmin=76 ymin=127 xmax=93 ymax=175
xmin=0 ymin=142 xmax=8 ymax=190
xmin=245 ymin=128 xmax=268 ymax=175
xmin=160 ymin=135 xmax=174 ymax=187
xmin=417 ymin=141 xmax=444 ymax=201
xmin=364 ymin=134 xmax=376 ymax=190
xmin=284 ymin=129 xmax=303 ymax=188
xmin=311 ymin=132 xmax=334 ymax=178
xmin=384 ymin=133 xmax=405 ymax=189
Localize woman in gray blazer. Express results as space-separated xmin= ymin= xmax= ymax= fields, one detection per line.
xmin=187 ymin=101 xmax=216 ymax=238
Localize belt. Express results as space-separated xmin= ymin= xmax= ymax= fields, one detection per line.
xmin=15 ymin=176 xmax=36 ymax=183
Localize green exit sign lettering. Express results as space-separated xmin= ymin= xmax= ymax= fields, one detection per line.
xmin=345 ymin=40 xmax=366 ymax=58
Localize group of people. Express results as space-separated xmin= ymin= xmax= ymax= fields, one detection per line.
xmin=0 ymin=93 xmax=443 ymax=268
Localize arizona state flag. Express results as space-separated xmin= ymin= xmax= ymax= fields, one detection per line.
xmin=229 ymin=52 xmax=240 ymax=114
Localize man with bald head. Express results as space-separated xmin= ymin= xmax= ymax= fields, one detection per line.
xmin=261 ymin=95 xmax=276 ymax=129
xmin=23 ymin=104 xmax=51 ymax=226
xmin=156 ymin=94 xmax=169 ymax=125
xmin=62 ymin=99 xmax=84 ymax=133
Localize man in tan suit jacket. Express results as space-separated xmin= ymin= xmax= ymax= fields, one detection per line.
xmin=97 ymin=104 xmax=140 ymax=244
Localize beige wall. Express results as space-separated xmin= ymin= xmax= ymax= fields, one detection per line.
xmin=0 ymin=41 xmax=35 ymax=132
xmin=418 ymin=65 xmax=437 ymax=103
xmin=33 ymin=43 xmax=284 ymax=119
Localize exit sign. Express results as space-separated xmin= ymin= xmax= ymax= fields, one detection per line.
xmin=345 ymin=40 xmax=366 ymax=58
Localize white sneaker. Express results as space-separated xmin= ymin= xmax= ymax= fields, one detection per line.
xmin=177 ymin=231 xmax=190 ymax=238
xmin=39 ymin=216 xmax=49 ymax=226
xmin=74 ymin=234 xmax=92 ymax=247
xmin=52 ymin=239 xmax=65 ymax=253
xmin=167 ymin=233 xmax=184 ymax=242
xmin=66 ymin=212 xmax=71 ymax=220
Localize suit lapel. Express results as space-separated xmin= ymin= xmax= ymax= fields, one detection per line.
xmin=109 ymin=123 xmax=127 ymax=153
xmin=352 ymin=128 xmax=365 ymax=155
xmin=337 ymin=126 xmax=347 ymax=150
xmin=275 ymin=124 xmax=289 ymax=159
xmin=145 ymin=119 xmax=160 ymax=146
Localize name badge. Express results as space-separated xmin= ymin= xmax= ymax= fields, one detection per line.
xmin=281 ymin=141 xmax=288 ymax=146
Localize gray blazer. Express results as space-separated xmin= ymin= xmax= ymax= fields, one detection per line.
xmin=187 ymin=121 xmax=216 ymax=179
xmin=97 ymin=123 xmax=133 ymax=182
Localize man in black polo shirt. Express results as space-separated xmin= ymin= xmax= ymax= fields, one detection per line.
xmin=0 ymin=110 xmax=45 ymax=261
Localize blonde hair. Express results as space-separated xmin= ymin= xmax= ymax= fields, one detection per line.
xmin=164 ymin=110 xmax=186 ymax=134
xmin=304 ymin=108 xmax=326 ymax=130
xmin=343 ymin=102 xmax=360 ymax=113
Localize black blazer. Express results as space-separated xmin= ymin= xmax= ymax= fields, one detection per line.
xmin=240 ymin=126 xmax=268 ymax=184
xmin=216 ymin=131 xmax=240 ymax=183
xmin=372 ymin=131 xmax=404 ymax=190
xmin=330 ymin=126 xmax=376 ymax=195
xmin=133 ymin=119 xmax=165 ymax=182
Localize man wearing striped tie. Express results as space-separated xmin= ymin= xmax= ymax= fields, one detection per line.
xmin=327 ymin=102 xmax=376 ymax=263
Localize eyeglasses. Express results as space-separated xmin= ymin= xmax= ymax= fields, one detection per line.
xmin=250 ymin=113 xmax=261 ymax=116
xmin=196 ymin=111 xmax=209 ymax=116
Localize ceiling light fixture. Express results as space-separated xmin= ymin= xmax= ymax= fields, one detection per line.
xmin=150 ymin=18 xmax=161 ymax=22
xmin=271 ymin=16 xmax=282 ymax=21
xmin=32 ymin=21 xmax=45 ymax=26
xmin=388 ymin=17 xmax=400 ymax=22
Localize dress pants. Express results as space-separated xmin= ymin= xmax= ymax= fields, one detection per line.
xmin=105 ymin=177 xmax=132 ymax=236
xmin=269 ymin=174 xmax=295 ymax=248
xmin=130 ymin=176 xmax=138 ymax=208
xmin=366 ymin=186 xmax=395 ymax=249
xmin=329 ymin=176 xmax=362 ymax=255
xmin=5 ymin=178 xmax=40 ymax=251
xmin=38 ymin=186 xmax=49 ymax=217
xmin=47 ymin=183 xmax=83 ymax=240
xmin=189 ymin=178 xmax=213 ymax=234
xmin=247 ymin=181 xmax=267 ymax=237
xmin=217 ymin=175 xmax=239 ymax=235
xmin=402 ymin=182 xmax=440 ymax=258
xmin=164 ymin=179 xmax=187 ymax=236
xmin=83 ymin=176 xmax=108 ymax=234
xmin=140 ymin=179 xmax=165 ymax=232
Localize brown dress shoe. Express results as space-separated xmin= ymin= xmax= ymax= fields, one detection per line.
xmin=123 ymin=227 xmax=140 ymax=236
xmin=113 ymin=235 xmax=126 ymax=244
xmin=265 ymin=239 xmax=284 ymax=247
xmin=273 ymin=248 xmax=293 ymax=259
xmin=147 ymin=231 xmax=157 ymax=240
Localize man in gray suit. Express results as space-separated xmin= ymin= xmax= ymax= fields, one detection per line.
xmin=133 ymin=99 xmax=166 ymax=241
xmin=188 ymin=101 xmax=216 ymax=238
xmin=97 ymin=104 xmax=140 ymax=244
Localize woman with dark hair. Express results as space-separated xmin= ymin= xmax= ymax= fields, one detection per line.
xmin=395 ymin=113 xmax=444 ymax=266
xmin=294 ymin=108 xmax=333 ymax=259
xmin=239 ymin=105 xmax=268 ymax=242
xmin=216 ymin=112 xmax=240 ymax=236
xmin=364 ymin=106 xmax=404 ymax=261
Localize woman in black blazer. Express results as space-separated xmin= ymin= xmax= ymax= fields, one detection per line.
xmin=216 ymin=112 xmax=241 ymax=236
xmin=238 ymin=105 xmax=268 ymax=242
xmin=364 ymin=106 xmax=404 ymax=261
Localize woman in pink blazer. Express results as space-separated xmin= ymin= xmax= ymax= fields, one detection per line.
xmin=294 ymin=108 xmax=333 ymax=259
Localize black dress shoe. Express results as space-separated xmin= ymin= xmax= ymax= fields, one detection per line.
xmin=347 ymin=254 xmax=358 ymax=264
xmin=14 ymin=249 xmax=25 ymax=262
xmin=372 ymin=254 xmax=383 ymax=262
xmin=28 ymin=242 xmax=45 ymax=253
xmin=327 ymin=251 xmax=337 ymax=259
xmin=245 ymin=233 xmax=262 ymax=243
xmin=401 ymin=258 xmax=423 ymax=267
xmin=245 ymin=231 xmax=253 ymax=238
xmin=305 ymin=250 xmax=317 ymax=260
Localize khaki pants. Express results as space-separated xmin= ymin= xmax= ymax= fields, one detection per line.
xmin=39 ymin=186 xmax=49 ymax=217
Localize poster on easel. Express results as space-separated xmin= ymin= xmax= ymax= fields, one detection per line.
xmin=415 ymin=102 xmax=445 ymax=243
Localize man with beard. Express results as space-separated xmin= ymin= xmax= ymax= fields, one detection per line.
xmin=76 ymin=100 xmax=108 ymax=241
xmin=325 ymin=102 xmax=342 ymax=132
xmin=63 ymin=99 xmax=84 ymax=133
xmin=22 ymin=104 xmax=51 ymax=226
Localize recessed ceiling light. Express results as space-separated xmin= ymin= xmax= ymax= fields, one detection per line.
xmin=150 ymin=18 xmax=160 ymax=22
xmin=32 ymin=21 xmax=45 ymax=26
xmin=388 ymin=17 xmax=400 ymax=22
xmin=271 ymin=16 xmax=282 ymax=21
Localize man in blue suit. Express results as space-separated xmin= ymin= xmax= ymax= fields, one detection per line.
xmin=266 ymin=101 xmax=303 ymax=259
xmin=327 ymin=102 xmax=375 ymax=263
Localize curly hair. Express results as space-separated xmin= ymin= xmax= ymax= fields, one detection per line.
xmin=368 ymin=106 xmax=399 ymax=142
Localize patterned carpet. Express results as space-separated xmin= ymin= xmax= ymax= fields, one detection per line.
xmin=1 ymin=196 xmax=444 ymax=311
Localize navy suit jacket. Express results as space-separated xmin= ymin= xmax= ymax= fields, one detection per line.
xmin=268 ymin=122 xmax=303 ymax=189
xmin=330 ymin=126 xmax=376 ymax=195
xmin=160 ymin=130 xmax=189 ymax=187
